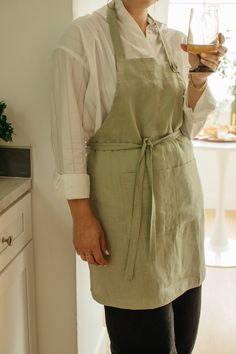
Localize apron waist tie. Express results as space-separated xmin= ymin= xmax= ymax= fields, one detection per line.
xmin=87 ymin=129 xmax=182 ymax=281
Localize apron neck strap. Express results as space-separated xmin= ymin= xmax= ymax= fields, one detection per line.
xmin=147 ymin=13 xmax=179 ymax=72
xmin=107 ymin=3 xmax=125 ymax=60
xmin=107 ymin=2 xmax=179 ymax=73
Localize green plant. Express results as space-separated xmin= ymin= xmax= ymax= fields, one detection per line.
xmin=0 ymin=101 xmax=15 ymax=142
xmin=217 ymin=54 xmax=236 ymax=95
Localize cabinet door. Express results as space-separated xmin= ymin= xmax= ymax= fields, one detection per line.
xmin=0 ymin=240 xmax=37 ymax=354
xmin=0 ymin=192 xmax=32 ymax=272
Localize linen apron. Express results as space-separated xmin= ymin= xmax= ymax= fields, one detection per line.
xmin=86 ymin=3 xmax=206 ymax=310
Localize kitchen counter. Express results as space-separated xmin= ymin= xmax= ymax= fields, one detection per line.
xmin=0 ymin=177 xmax=32 ymax=214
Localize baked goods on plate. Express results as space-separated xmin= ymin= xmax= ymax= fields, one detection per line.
xmin=194 ymin=124 xmax=236 ymax=142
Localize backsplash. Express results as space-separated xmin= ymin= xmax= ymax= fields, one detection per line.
xmin=0 ymin=146 xmax=31 ymax=177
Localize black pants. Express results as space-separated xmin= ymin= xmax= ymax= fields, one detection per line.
xmin=104 ymin=285 xmax=202 ymax=354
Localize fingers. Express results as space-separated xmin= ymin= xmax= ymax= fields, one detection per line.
xmin=180 ymin=43 xmax=187 ymax=52
xmin=80 ymin=254 xmax=88 ymax=262
xmin=79 ymin=231 xmax=110 ymax=266
xmin=217 ymin=45 xmax=228 ymax=57
xmin=218 ymin=33 xmax=225 ymax=45
xmin=73 ymin=215 xmax=110 ymax=266
xmin=216 ymin=33 xmax=227 ymax=56
xmin=200 ymin=57 xmax=218 ymax=71
xmin=92 ymin=249 xmax=109 ymax=265
xmin=199 ymin=37 xmax=227 ymax=71
xmin=83 ymin=254 xmax=97 ymax=265
xmin=182 ymin=32 xmax=227 ymax=73
xmin=200 ymin=53 xmax=220 ymax=69
xmin=80 ymin=249 xmax=108 ymax=265
xmin=100 ymin=231 xmax=110 ymax=256
xmin=200 ymin=52 xmax=221 ymax=71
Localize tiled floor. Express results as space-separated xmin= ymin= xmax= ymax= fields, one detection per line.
xmin=106 ymin=210 xmax=236 ymax=354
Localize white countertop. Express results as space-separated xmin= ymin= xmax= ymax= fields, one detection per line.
xmin=0 ymin=177 xmax=32 ymax=214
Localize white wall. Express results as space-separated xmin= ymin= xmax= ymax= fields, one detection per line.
xmin=150 ymin=0 xmax=169 ymax=23
xmin=0 ymin=1 xmax=78 ymax=354
xmin=74 ymin=0 xmax=106 ymax=17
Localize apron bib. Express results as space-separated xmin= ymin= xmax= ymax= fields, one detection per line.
xmin=86 ymin=2 xmax=206 ymax=309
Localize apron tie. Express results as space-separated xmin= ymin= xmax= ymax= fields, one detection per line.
xmin=124 ymin=136 xmax=157 ymax=282
xmin=87 ymin=129 xmax=182 ymax=281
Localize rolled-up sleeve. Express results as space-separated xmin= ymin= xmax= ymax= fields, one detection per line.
xmin=181 ymin=82 xmax=216 ymax=140
xmin=50 ymin=43 xmax=90 ymax=199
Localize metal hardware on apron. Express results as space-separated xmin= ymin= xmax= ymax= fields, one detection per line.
xmin=86 ymin=1 xmax=205 ymax=309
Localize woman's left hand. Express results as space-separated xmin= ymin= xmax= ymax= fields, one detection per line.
xmin=181 ymin=33 xmax=228 ymax=81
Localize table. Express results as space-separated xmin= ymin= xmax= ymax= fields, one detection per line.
xmin=193 ymin=139 xmax=236 ymax=267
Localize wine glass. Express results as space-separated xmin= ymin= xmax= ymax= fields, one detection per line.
xmin=187 ymin=6 xmax=219 ymax=72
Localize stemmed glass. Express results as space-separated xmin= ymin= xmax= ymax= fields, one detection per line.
xmin=187 ymin=6 xmax=219 ymax=72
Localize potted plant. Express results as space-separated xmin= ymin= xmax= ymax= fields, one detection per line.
xmin=0 ymin=101 xmax=15 ymax=142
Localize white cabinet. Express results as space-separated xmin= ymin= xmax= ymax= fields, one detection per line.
xmin=0 ymin=192 xmax=37 ymax=354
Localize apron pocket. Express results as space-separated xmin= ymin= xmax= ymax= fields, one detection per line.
xmin=173 ymin=158 xmax=204 ymax=237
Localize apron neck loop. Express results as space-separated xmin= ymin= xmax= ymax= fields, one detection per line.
xmin=148 ymin=14 xmax=179 ymax=73
xmin=158 ymin=29 xmax=179 ymax=73
xmin=107 ymin=3 xmax=125 ymax=61
xmin=107 ymin=2 xmax=179 ymax=73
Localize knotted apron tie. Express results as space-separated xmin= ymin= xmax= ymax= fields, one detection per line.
xmin=87 ymin=129 xmax=182 ymax=281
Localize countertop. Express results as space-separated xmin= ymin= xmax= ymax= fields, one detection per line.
xmin=0 ymin=177 xmax=32 ymax=214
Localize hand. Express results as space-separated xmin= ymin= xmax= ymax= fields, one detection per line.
xmin=181 ymin=33 xmax=228 ymax=84
xmin=73 ymin=213 xmax=110 ymax=266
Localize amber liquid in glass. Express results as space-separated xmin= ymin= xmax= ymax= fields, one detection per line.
xmin=187 ymin=44 xmax=218 ymax=54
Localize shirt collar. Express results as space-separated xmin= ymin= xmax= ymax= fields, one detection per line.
xmin=113 ymin=0 xmax=159 ymax=36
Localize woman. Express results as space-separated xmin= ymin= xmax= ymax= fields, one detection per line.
xmin=50 ymin=0 xmax=227 ymax=353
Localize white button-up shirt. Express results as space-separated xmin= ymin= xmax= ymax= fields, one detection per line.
xmin=50 ymin=0 xmax=216 ymax=200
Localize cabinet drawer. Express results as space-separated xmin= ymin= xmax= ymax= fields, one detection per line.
xmin=0 ymin=192 xmax=32 ymax=272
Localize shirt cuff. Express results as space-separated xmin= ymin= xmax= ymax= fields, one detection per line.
xmin=182 ymin=83 xmax=216 ymax=139
xmin=53 ymin=172 xmax=90 ymax=199
xmin=183 ymin=82 xmax=216 ymax=121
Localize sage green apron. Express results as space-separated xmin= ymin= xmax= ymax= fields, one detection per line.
xmin=86 ymin=3 xmax=206 ymax=309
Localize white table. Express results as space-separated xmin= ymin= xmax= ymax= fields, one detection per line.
xmin=193 ymin=139 xmax=236 ymax=267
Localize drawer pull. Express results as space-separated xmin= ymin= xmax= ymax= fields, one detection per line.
xmin=2 ymin=236 xmax=13 ymax=246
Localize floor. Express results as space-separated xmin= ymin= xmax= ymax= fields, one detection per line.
xmin=193 ymin=209 xmax=236 ymax=354
xmin=106 ymin=209 xmax=236 ymax=354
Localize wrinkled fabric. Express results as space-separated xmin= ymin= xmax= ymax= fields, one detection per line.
xmin=86 ymin=3 xmax=206 ymax=309
xmin=49 ymin=0 xmax=216 ymax=200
